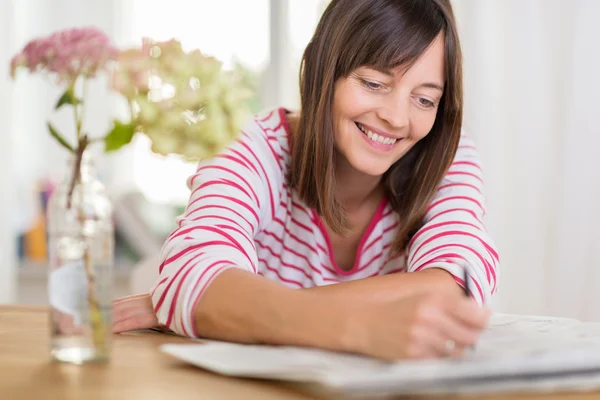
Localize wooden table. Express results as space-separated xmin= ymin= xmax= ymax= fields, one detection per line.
xmin=2 ymin=305 xmax=600 ymax=400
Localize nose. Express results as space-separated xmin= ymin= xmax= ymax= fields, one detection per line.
xmin=376 ymin=91 xmax=410 ymax=130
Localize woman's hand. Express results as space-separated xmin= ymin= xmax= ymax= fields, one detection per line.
xmin=112 ymin=293 xmax=160 ymax=333
xmin=346 ymin=290 xmax=490 ymax=360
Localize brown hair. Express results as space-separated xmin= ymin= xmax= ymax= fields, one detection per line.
xmin=288 ymin=0 xmax=463 ymax=253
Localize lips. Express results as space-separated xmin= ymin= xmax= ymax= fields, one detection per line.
xmin=355 ymin=122 xmax=400 ymax=145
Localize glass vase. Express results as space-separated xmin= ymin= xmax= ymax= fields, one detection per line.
xmin=46 ymin=151 xmax=114 ymax=363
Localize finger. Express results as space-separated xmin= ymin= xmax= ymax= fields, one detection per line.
xmin=424 ymin=306 xmax=482 ymax=348
xmin=113 ymin=293 xmax=151 ymax=305
xmin=445 ymin=297 xmax=490 ymax=330
xmin=112 ymin=302 xmax=157 ymax=326
xmin=409 ymin=325 xmax=465 ymax=358
xmin=113 ymin=314 xmax=159 ymax=333
xmin=112 ymin=297 xmax=154 ymax=321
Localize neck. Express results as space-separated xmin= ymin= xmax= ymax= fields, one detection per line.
xmin=334 ymin=152 xmax=383 ymax=211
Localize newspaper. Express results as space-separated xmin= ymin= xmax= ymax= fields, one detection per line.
xmin=161 ymin=313 xmax=600 ymax=397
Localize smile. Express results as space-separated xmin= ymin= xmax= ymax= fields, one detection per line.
xmin=355 ymin=122 xmax=400 ymax=146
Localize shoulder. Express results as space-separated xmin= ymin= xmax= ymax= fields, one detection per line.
xmin=238 ymin=107 xmax=294 ymax=170
xmin=247 ymin=107 xmax=293 ymax=145
xmin=454 ymin=130 xmax=481 ymax=161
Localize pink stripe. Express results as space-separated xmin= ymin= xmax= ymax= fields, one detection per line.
xmin=256 ymin=117 xmax=285 ymax=136
xmin=426 ymin=196 xmax=484 ymax=215
xmin=230 ymin=148 xmax=261 ymax=176
xmin=414 ymin=252 xmax=494 ymax=294
xmin=257 ymin=110 xmax=275 ymax=122
xmin=258 ymin=257 xmax=304 ymax=288
xmin=270 ymin=139 xmax=290 ymax=155
xmin=193 ymin=226 xmax=254 ymax=267
xmin=189 ymin=263 xmax=234 ymax=337
xmin=316 ymin=242 xmax=328 ymax=254
xmin=450 ymin=161 xmax=481 ymax=170
xmin=254 ymin=239 xmax=316 ymax=283
xmin=188 ymin=204 xmax=253 ymax=231
xmin=255 ymin=236 xmax=326 ymax=278
xmin=217 ymin=153 xmax=250 ymax=169
xmin=277 ymin=201 xmax=313 ymax=234
xmin=369 ymin=252 xmax=406 ymax=277
xmin=312 ymin=197 xmax=387 ymax=276
xmin=193 ymin=179 xmax=260 ymax=209
xmin=264 ymin=222 xmax=318 ymax=254
xmin=410 ymin=242 xmax=495 ymax=284
xmin=362 ymin=222 xmax=398 ymax=254
xmin=259 ymin=230 xmax=335 ymax=274
xmin=191 ymin=164 xmax=255 ymax=192
xmin=432 ymin=267 xmax=484 ymax=302
xmin=150 ymin=276 xmax=170 ymax=297
xmin=458 ymin=144 xmax=477 ymax=150
xmin=356 ymin=250 xmax=386 ymax=273
xmin=409 ymin=220 xmax=483 ymax=249
xmin=160 ymin=240 xmax=248 ymax=274
xmin=413 ymin=252 xmax=464 ymax=272
xmin=188 ymin=194 xmax=259 ymax=225
xmin=291 ymin=200 xmax=313 ymax=220
xmin=154 ymin=252 xmax=204 ymax=313
xmin=165 ymin=256 xmax=213 ymax=330
xmin=437 ymin=182 xmax=483 ymax=195
xmin=169 ymin=214 xmax=241 ymax=241
xmin=178 ymin=259 xmax=235 ymax=336
xmin=159 ymin=243 xmax=204 ymax=274
xmin=445 ymin=171 xmax=483 ymax=184
xmin=238 ymin=133 xmax=277 ymax=218
xmin=376 ymin=265 xmax=405 ymax=275
xmin=217 ymin=224 xmax=256 ymax=255
xmin=278 ymin=108 xmax=292 ymax=142
xmin=410 ymin=230 xmax=499 ymax=266
xmin=428 ymin=207 xmax=481 ymax=223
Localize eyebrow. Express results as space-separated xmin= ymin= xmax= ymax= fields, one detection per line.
xmin=419 ymin=82 xmax=444 ymax=92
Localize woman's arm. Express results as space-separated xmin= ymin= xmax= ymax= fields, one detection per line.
xmin=190 ymin=267 xmax=353 ymax=351
xmin=151 ymin=112 xmax=285 ymax=337
xmin=304 ymin=268 xmax=462 ymax=304
xmin=405 ymin=134 xmax=499 ymax=304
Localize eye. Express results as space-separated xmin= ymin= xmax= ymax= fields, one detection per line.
xmin=359 ymin=79 xmax=383 ymax=91
xmin=416 ymin=97 xmax=436 ymax=109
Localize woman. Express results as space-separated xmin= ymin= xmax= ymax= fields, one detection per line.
xmin=114 ymin=0 xmax=498 ymax=360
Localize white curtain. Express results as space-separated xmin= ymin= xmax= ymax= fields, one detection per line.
xmin=452 ymin=0 xmax=600 ymax=320
xmin=0 ymin=0 xmax=17 ymax=302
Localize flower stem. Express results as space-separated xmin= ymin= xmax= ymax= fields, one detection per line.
xmin=79 ymin=79 xmax=89 ymax=137
xmin=65 ymin=77 xmax=107 ymax=355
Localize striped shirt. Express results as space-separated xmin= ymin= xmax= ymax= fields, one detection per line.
xmin=151 ymin=108 xmax=499 ymax=337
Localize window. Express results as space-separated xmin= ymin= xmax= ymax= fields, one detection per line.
xmin=127 ymin=0 xmax=325 ymax=205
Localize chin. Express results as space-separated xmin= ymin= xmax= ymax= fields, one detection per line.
xmin=349 ymin=158 xmax=393 ymax=177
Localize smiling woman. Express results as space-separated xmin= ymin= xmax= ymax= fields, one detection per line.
xmin=114 ymin=0 xmax=498 ymax=361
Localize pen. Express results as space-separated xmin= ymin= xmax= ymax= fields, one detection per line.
xmin=463 ymin=268 xmax=470 ymax=299
xmin=464 ymin=267 xmax=477 ymax=352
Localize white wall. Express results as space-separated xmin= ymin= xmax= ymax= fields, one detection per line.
xmin=0 ymin=0 xmax=17 ymax=303
xmin=452 ymin=0 xmax=600 ymax=319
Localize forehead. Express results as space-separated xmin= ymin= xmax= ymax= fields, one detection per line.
xmin=387 ymin=34 xmax=446 ymax=82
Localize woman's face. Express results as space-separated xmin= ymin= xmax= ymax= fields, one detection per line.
xmin=332 ymin=34 xmax=446 ymax=177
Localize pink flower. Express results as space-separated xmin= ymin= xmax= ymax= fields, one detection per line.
xmin=10 ymin=27 xmax=118 ymax=83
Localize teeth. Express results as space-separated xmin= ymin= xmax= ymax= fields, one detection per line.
xmin=357 ymin=123 xmax=397 ymax=145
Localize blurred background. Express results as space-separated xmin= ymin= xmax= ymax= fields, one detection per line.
xmin=0 ymin=0 xmax=598 ymax=321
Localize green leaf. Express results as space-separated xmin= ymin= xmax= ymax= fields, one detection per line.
xmin=104 ymin=120 xmax=135 ymax=152
xmin=47 ymin=122 xmax=75 ymax=152
xmin=55 ymin=89 xmax=82 ymax=110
